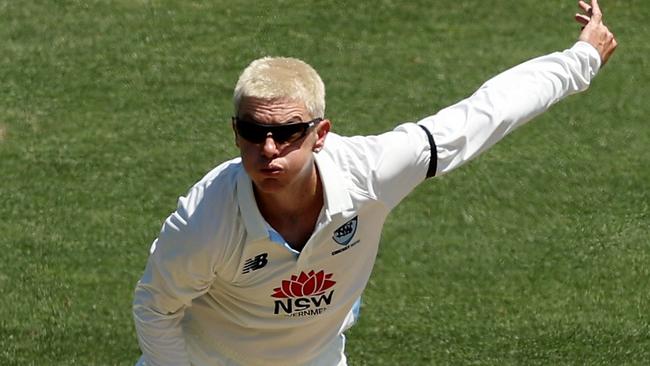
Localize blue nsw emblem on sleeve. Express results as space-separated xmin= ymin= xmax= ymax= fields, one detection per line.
xmin=332 ymin=216 xmax=358 ymax=246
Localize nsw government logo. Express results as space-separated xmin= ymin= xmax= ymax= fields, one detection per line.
xmin=331 ymin=216 xmax=360 ymax=255
xmin=272 ymin=270 xmax=336 ymax=317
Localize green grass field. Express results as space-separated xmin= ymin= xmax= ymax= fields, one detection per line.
xmin=1 ymin=0 xmax=648 ymax=365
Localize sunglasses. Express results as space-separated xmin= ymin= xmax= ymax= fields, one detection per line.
xmin=233 ymin=117 xmax=323 ymax=144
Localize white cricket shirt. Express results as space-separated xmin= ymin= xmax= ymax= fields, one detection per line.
xmin=133 ymin=42 xmax=600 ymax=366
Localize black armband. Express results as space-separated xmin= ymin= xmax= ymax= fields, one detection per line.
xmin=418 ymin=125 xmax=437 ymax=178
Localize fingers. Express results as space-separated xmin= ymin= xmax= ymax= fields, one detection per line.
xmin=601 ymin=31 xmax=618 ymax=65
xmin=609 ymin=37 xmax=618 ymax=55
xmin=575 ymin=1 xmax=592 ymax=28
xmin=591 ymin=0 xmax=602 ymax=19
xmin=578 ymin=1 xmax=591 ymax=14
xmin=574 ymin=14 xmax=590 ymax=26
xmin=577 ymin=0 xmax=602 ymax=23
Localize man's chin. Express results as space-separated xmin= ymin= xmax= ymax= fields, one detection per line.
xmin=253 ymin=178 xmax=287 ymax=194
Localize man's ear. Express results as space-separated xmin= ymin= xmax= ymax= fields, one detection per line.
xmin=313 ymin=119 xmax=331 ymax=152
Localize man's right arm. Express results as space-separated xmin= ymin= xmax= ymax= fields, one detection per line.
xmin=133 ymin=268 xmax=191 ymax=366
xmin=133 ymin=187 xmax=221 ymax=366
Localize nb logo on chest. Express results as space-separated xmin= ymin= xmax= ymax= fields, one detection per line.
xmin=242 ymin=253 xmax=268 ymax=274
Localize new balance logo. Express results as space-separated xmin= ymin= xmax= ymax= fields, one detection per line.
xmin=242 ymin=253 xmax=268 ymax=273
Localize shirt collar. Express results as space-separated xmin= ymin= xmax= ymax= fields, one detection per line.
xmin=314 ymin=150 xmax=354 ymax=218
xmin=236 ymin=167 xmax=268 ymax=243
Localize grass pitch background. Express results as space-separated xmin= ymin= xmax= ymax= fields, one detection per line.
xmin=1 ymin=0 xmax=648 ymax=364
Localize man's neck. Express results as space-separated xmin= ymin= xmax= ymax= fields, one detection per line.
xmin=254 ymin=165 xmax=324 ymax=250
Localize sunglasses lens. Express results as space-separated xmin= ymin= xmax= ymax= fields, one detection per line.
xmin=272 ymin=125 xmax=306 ymax=143
xmin=236 ymin=119 xmax=267 ymax=143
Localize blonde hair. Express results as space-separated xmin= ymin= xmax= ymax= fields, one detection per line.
xmin=233 ymin=57 xmax=325 ymax=118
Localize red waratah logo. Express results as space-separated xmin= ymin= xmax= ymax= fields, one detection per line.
xmin=272 ymin=270 xmax=336 ymax=298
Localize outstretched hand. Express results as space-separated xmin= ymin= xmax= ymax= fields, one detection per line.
xmin=575 ymin=0 xmax=617 ymax=65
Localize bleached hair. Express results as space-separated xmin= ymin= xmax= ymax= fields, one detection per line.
xmin=233 ymin=57 xmax=325 ymax=118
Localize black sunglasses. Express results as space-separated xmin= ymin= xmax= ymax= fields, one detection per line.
xmin=233 ymin=117 xmax=323 ymax=144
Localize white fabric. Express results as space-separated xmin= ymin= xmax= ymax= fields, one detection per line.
xmin=421 ymin=41 xmax=600 ymax=175
xmin=133 ymin=41 xmax=600 ymax=366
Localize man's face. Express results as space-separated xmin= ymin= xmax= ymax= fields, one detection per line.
xmin=234 ymin=97 xmax=329 ymax=194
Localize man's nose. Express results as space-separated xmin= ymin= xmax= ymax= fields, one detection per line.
xmin=261 ymin=135 xmax=280 ymax=158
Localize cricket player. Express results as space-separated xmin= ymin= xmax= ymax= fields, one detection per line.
xmin=133 ymin=1 xmax=617 ymax=365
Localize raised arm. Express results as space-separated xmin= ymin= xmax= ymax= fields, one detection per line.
xmin=418 ymin=0 xmax=617 ymax=176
